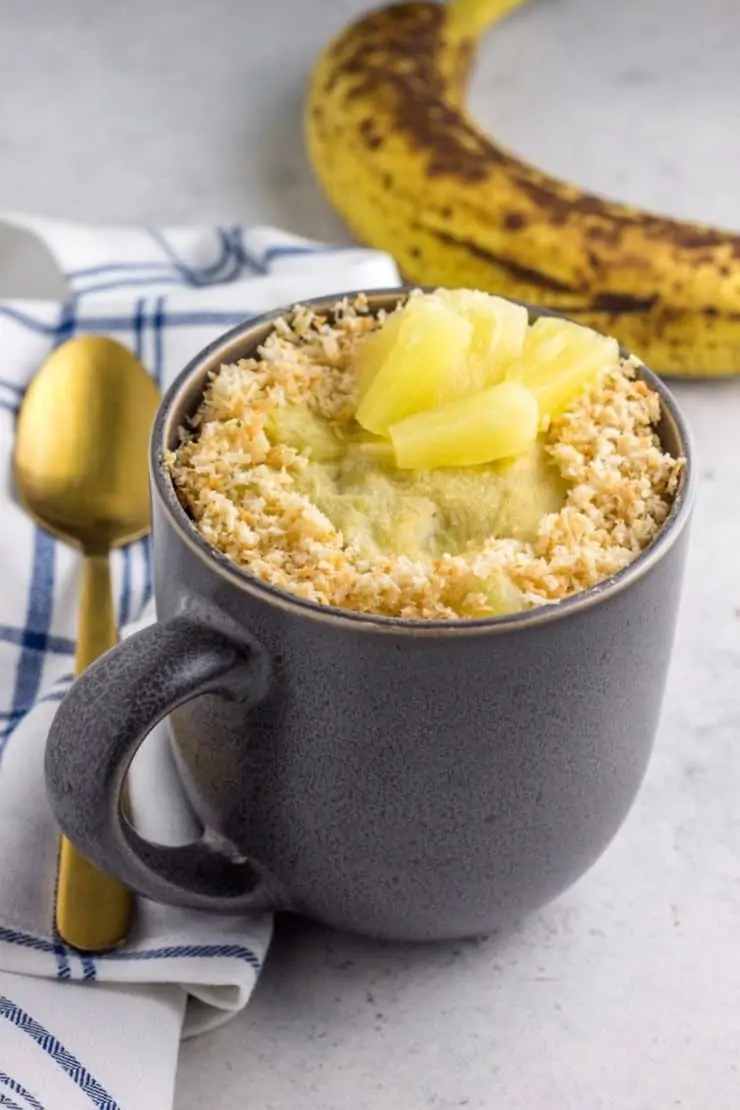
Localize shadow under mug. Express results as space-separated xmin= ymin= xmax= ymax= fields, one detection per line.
xmin=45 ymin=290 xmax=695 ymax=942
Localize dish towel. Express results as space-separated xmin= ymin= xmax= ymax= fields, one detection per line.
xmin=0 ymin=213 xmax=400 ymax=1109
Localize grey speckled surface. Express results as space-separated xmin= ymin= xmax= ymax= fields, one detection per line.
xmin=1 ymin=0 xmax=739 ymax=1105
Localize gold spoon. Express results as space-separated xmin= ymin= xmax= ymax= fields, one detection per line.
xmin=14 ymin=336 xmax=160 ymax=951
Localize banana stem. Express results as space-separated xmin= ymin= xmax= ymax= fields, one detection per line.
xmin=447 ymin=0 xmax=530 ymax=38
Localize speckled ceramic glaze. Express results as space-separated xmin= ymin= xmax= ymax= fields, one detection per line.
xmin=45 ymin=290 xmax=695 ymax=942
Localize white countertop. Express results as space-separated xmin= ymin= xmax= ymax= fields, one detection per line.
xmin=2 ymin=0 xmax=739 ymax=1106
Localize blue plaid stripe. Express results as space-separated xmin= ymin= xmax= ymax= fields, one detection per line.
xmin=0 ymin=997 xmax=120 ymax=1109
xmin=151 ymin=294 xmax=165 ymax=385
xmin=0 ymin=305 xmax=251 ymax=335
xmin=49 ymin=870 xmax=71 ymax=982
xmin=98 ymin=942 xmax=261 ymax=971
xmin=0 ymin=628 xmax=75 ymax=657
xmin=0 ymin=925 xmax=262 ymax=977
xmin=68 ymin=225 xmax=268 ymax=292
xmin=51 ymin=944 xmax=71 ymax=981
xmin=141 ymin=540 xmax=153 ymax=611
xmin=118 ymin=547 xmax=133 ymax=627
xmin=147 ymin=227 xmax=235 ymax=286
xmin=0 ymin=229 xmax=356 ymax=336
xmin=0 ymin=378 xmax=21 ymax=417
xmin=0 ymin=674 xmax=73 ymax=734
xmin=67 ymin=226 xmax=250 ymax=292
xmin=130 ymin=296 xmax=146 ymax=360
xmin=66 ymin=260 xmax=175 ymax=279
xmin=80 ymin=957 xmax=96 ymax=982
xmin=0 ymin=306 xmax=62 ymax=335
xmin=0 ymin=1092 xmax=25 ymax=1110
xmin=68 ymin=275 xmax=186 ymax=296
xmin=0 ymin=1076 xmax=46 ymax=1110
xmin=0 ymin=919 xmax=90 ymax=982
xmin=80 ymin=942 xmax=262 ymax=982
xmin=0 ymin=531 xmax=57 ymax=756
xmin=229 ymin=226 xmax=265 ymax=274
xmin=0 ymin=926 xmax=58 ymax=955
xmin=261 ymin=241 xmax=358 ymax=265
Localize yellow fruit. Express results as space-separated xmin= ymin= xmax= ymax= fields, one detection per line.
xmin=306 ymin=0 xmax=740 ymax=377
xmin=389 ymin=380 xmax=539 ymax=469
xmin=355 ymin=295 xmax=471 ymax=435
xmin=435 ymin=288 xmax=528 ymax=387
xmin=355 ymin=289 xmax=527 ymax=433
xmin=355 ymin=307 xmax=404 ymax=397
xmin=507 ymin=318 xmax=619 ymax=420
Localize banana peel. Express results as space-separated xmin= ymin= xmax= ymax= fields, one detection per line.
xmin=306 ymin=0 xmax=740 ymax=376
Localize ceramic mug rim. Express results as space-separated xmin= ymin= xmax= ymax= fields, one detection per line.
xmin=150 ymin=287 xmax=696 ymax=638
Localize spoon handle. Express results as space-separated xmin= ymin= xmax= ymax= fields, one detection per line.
xmin=55 ymin=552 xmax=133 ymax=951
xmin=74 ymin=552 xmax=118 ymax=673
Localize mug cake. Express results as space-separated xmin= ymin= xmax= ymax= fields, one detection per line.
xmin=167 ymin=290 xmax=684 ymax=620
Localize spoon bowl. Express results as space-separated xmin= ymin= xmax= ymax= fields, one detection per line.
xmin=15 ymin=336 xmax=159 ymax=552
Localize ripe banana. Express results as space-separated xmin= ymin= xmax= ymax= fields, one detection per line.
xmin=306 ymin=0 xmax=740 ymax=376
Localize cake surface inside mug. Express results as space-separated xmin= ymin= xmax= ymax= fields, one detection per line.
xmin=167 ymin=290 xmax=684 ymax=620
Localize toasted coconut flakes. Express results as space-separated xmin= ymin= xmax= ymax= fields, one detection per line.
xmin=167 ymin=298 xmax=684 ymax=620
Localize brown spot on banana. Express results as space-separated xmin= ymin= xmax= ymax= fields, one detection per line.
xmin=425 ymin=227 xmax=581 ymax=294
xmin=588 ymin=293 xmax=660 ymax=314
xmin=503 ymin=212 xmax=527 ymax=231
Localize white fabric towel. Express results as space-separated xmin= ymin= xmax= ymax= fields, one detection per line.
xmin=0 ymin=214 xmax=400 ymax=1109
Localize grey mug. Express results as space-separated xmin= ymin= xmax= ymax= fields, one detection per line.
xmin=45 ymin=290 xmax=695 ymax=942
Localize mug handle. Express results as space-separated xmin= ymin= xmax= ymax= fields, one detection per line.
xmin=45 ymin=613 xmax=279 ymax=914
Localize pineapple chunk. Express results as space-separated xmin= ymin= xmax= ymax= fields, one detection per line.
xmin=507 ymin=317 xmax=619 ymax=421
xmin=389 ymin=381 xmax=539 ymax=470
xmin=355 ymin=291 xmax=529 ymax=420
xmin=355 ymin=308 xmax=404 ymax=398
xmin=436 ymin=288 xmax=528 ymax=390
xmin=355 ymin=296 xmax=472 ymax=435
